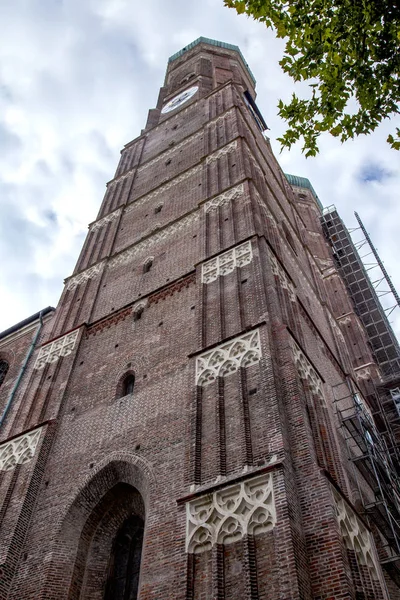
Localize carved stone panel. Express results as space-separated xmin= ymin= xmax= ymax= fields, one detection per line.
xmin=201 ymin=241 xmax=253 ymax=284
xmin=290 ymin=337 xmax=324 ymax=399
xmin=0 ymin=428 xmax=42 ymax=471
xmin=90 ymin=208 xmax=122 ymax=232
xmin=269 ymin=251 xmax=296 ymax=301
xmin=34 ymin=329 xmax=80 ymax=370
xmin=332 ymin=487 xmax=379 ymax=578
xmin=196 ymin=329 xmax=261 ymax=386
xmin=186 ymin=472 xmax=276 ymax=553
xmin=205 ymin=140 xmax=237 ymax=164
xmin=203 ymin=183 xmax=244 ymax=213
xmin=66 ymin=262 xmax=105 ymax=291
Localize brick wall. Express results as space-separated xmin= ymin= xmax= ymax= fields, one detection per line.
xmin=0 ymin=40 xmax=398 ymax=600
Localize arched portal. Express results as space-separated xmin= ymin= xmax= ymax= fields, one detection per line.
xmin=45 ymin=457 xmax=153 ymax=600
xmin=71 ymin=482 xmax=145 ymax=600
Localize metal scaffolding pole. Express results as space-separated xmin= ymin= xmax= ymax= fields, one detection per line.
xmin=354 ymin=212 xmax=400 ymax=310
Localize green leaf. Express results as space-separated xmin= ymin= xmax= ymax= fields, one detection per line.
xmin=225 ymin=0 xmax=400 ymax=155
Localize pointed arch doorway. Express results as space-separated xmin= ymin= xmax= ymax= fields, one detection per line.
xmin=72 ymin=481 xmax=145 ymax=600
xmin=46 ymin=457 xmax=153 ymax=600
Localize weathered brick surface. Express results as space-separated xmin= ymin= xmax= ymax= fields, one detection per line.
xmin=0 ymin=39 xmax=399 ymax=600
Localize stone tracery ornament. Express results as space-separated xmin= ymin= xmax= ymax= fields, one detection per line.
xmin=107 ymin=169 xmax=134 ymax=189
xmin=34 ymin=329 xmax=80 ymax=370
xmin=124 ymin=164 xmax=202 ymax=212
xmin=253 ymin=188 xmax=276 ymax=223
xmin=137 ymin=131 xmax=203 ymax=173
xmin=269 ymin=252 xmax=296 ymax=301
xmin=90 ymin=208 xmax=122 ymax=232
xmin=66 ymin=262 xmax=105 ymax=291
xmin=354 ymin=366 xmax=372 ymax=381
xmin=337 ymin=315 xmax=352 ymax=326
xmin=186 ymin=472 xmax=276 ymax=553
xmin=66 ymin=210 xmax=200 ymax=288
xmin=205 ymin=140 xmax=237 ymax=164
xmin=196 ymin=329 xmax=261 ymax=386
xmin=332 ymin=488 xmax=379 ymax=578
xmin=201 ymin=241 xmax=253 ymax=284
xmin=290 ymin=338 xmax=324 ymax=399
xmin=203 ymin=183 xmax=245 ymax=213
xmin=250 ymin=156 xmax=264 ymax=177
xmin=108 ymin=211 xmax=200 ymax=269
xmin=0 ymin=427 xmax=42 ymax=471
xmin=328 ymin=312 xmax=346 ymax=346
xmin=209 ymin=107 xmax=235 ymax=126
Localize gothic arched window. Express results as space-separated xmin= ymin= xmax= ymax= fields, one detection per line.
xmin=104 ymin=515 xmax=144 ymax=600
xmin=0 ymin=360 xmax=9 ymax=387
xmin=122 ymin=374 xmax=135 ymax=397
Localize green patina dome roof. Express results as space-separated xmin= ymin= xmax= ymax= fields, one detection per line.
xmin=285 ymin=173 xmax=323 ymax=211
xmin=168 ymin=37 xmax=256 ymax=85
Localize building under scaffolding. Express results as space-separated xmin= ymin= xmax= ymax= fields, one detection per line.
xmin=320 ymin=206 xmax=400 ymax=378
xmin=287 ymin=175 xmax=400 ymax=587
xmin=333 ymin=379 xmax=400 ymax=582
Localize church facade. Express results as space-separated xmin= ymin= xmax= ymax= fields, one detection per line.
xmin=1 ymin=37 xmax=400 ymax=599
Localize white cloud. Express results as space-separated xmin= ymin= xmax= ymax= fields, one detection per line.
xmin=0 ymin=0 xmax=399 ymax=342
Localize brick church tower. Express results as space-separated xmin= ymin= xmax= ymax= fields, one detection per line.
xmin=1 ymin=37 xmax=400 ymax=599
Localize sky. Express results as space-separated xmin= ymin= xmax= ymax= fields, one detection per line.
xmin=1 ymin=0 xmax=399 ymax=337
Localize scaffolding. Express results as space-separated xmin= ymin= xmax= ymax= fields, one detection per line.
xmin=333 ymin=380 xmax=400 ymax=573
xmin=353 ymin=212 xmax=400 ymax=316
xmin=320 ymin=206 xmax=400 ymax=378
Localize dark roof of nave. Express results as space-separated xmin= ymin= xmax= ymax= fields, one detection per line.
xmin=0 ymin=306 xmax=55 ymax=341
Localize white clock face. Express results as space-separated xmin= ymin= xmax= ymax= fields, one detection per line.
xmin=161 ymin=86 xmax=199 ymax=114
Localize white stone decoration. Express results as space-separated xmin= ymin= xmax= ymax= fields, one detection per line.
xmin=109 ymin=131 xmax=202 ymax=190
xmin=290 ymin=338 xmax=324 ymax=399
xmin=203 ymin=183 xmax=245 ymax=213
xmin=90 ymin=208 xmax=122 ymax=232
xmin=250 ymin=155 xmax=264 ymax=177
xmin=202 ymin=241 xmax=253 ymax=284
xmin=65 ymin=210 xmax=200 ymax=289
xmin=337 ymin=315 xmax=352 ymax=325
xmin=107 ymin=169 xmax=134 ymax=189
xmin=109 ymin=211 xmax=200 ymax=269
xmin=196 ymin=329 xmax=261 ymax=386
xmin=186 ymin=472 xmax=276 ymax=553
xmin=161 ymin=85 xmax=199 ymax=114
xmin=137 ymin=131 xmax=203 ymax=173
xmin=269 ymin=252 xmax=296 ymax=301
xmin=253 ymin=188 xmax=275 ymax=223
xmin=315 ymin=257 xmax=334 ymax=269
xmin=124 ymin=164 xmax=203 ymax=213
xmin=354 ymin=366 xmax=372 ymax=381
xmin=322 ymin=267 xmax=338 ymax=279
xmin=258 ymin=199 xmax=274 ymax=222
xmin=34 ymin=329 xmax=80 ymax=370
xmin=205 ymin=140 xmax=237 ymax=164
xmin=0 ymin=427 xmax=42 ymax=471
xmin=332 ymin=488 xmax=379 ymax=578
xmin=328 ymin=312 xmax=346 ymax=346
xmin=209 ymin=108 xmax=235 ymax=126
xmin=253 ymin=190 xmax=325 ymax=314
xmin=65 ymin=262 xmax=105 ymax=291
